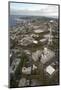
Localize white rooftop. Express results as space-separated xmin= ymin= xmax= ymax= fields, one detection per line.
xmin=33 ymin=40 xmax=38 ymax=44
xmin=40 ymin=38 xmax=47 ymax=42
xmin=22 ymin=67 xmax=31 ymax=74
xmin=10 ymin=53 xmax=12 ymax=58
xmin=49 ymin=20 xmax=54 ymax=23
xmin=46 ymin=65 xmax=55 ymax=75
xmin=34 ymin=29 xmax=44 ymax=33
xmin=32 ymin=64 xmax=37 ymax=70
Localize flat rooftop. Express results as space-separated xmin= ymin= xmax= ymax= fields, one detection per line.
xmin=45 ymin=65 xmax=55 ymax=75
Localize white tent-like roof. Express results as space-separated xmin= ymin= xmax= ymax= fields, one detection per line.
xmin=46 ymin=65 xmax=55 ymax=75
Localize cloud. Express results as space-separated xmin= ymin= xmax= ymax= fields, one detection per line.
xmin=10 ymin=3 xmax=58 ymax=18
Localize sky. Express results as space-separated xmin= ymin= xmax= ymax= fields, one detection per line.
xmin=10 ymin=2 xmax=59 ymax=18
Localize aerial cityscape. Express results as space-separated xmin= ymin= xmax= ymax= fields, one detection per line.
xmin=9 ymin=2 xmax=59 ymax=88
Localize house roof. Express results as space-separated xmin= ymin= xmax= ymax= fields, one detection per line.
xmin=41 ymin=48 xmax=55 ymax=64
xmin=45 ymin=65 xmax=55 ymax=75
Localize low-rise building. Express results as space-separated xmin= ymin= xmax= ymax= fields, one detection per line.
xmin=45 ymin=65 xmax=55 ymax=75
xmin=20 ymin=36 xmax=34 ymax=46
xmin=22 ymin=67 xmax=31 ymax=75
xmin=40 ymin=47 xmax=55 ymax=65
xmin=34 ymin=29 xmax=44 ymax=33
xmin=32 ymin=50 xmax=41 ymax=62
xmin=10 ymin=58 xmax=21 ymax=75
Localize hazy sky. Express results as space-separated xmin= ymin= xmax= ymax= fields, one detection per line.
xmin=10 ymin=2 xmax=58 ymax=18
